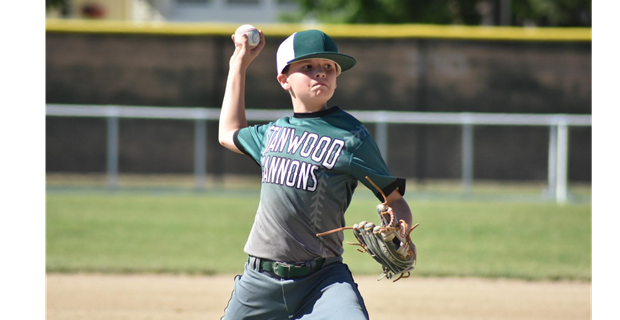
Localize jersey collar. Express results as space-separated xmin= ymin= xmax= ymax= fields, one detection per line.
xmin=293 ymin=106 xmax=340 ymax=118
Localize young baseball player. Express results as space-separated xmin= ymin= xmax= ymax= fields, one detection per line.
xmin=219 ymin=29 xmax=413 ymax=320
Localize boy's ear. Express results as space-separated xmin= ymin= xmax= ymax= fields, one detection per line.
xmin=277 ymin=73 xmax=290 ymax=91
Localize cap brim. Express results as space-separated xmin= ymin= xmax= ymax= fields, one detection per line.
xmin=287 ymin=52 xmax=357 ymax=75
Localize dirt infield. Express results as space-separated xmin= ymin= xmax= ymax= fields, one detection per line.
xmin=46 ymin=274 xmax=590 ymax=320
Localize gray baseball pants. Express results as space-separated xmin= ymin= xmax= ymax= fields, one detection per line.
xmin=221 ymin=257 xmax=369 ymax=320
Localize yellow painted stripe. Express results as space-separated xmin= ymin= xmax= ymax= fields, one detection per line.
xmin=46 ymin=19 xmax=591 ymax=42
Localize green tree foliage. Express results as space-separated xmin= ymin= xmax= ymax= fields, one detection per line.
xmin=46 ymin=0 xmax=69 ymax=17
xmin=280 ymin=0 xmax=591 ymax=26
xmin=512 ymin=0 xmax=591 ymax=26
xmin=280 ymin=0 xmax=475 ymax=24
xmin=46 ymin=0 xmax=66 ymax=10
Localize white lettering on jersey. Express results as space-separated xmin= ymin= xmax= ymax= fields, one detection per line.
xmin=307 ymin=165 xmax=319 ymax=192
xmin=262 ymin=155 xmax=319 ymax=191
xmin=277 ymin=158 xmax=291 ymax=185
xmin=286 ymin=160 xmax=300 ymax=187
xmin=300 ymin=133 xmax=319 ymax=158
xmin=322 ymin=139 xmax=345 ymax=169
xmin=261 ymin=125 xmax=346 ymax=192
xmin=311 ymin=136 xmax=331 ymax=163
xmin=266 ymin=126 xmax=281 ymax=153
xmin=268 ymin=156 xmax=281 ymax=183
xmin=277 ymin=128 xmax=292 ymax=153
xmin=287 ymin=130 xmax=307 ymax=154
xmin=297 ymin=161 xmax=312 ymax=190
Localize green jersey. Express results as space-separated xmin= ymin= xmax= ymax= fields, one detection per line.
xmin=234 ymin=106 xmax=405 ymax=262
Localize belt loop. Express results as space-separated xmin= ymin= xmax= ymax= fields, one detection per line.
xmin=306 ymin=260 xmax=315 ymax=270
xmin=248 ymin=255 xmax=258 ymax=270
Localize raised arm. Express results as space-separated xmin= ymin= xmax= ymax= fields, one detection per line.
xmin=218 ymin=30 xmax=266 ymax=153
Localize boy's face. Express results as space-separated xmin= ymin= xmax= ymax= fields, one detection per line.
xmin=278 ymin=59 xmax=338 ymax=105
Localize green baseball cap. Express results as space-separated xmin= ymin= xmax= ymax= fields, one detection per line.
xmin=276 ymin=29 xmax=356 ymax=76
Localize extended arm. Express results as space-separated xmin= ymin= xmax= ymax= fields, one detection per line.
xmin=315 ymin=183 xmax=417 ymax=281
xmin=218 ymin=31 xmax=266 ymax=153
xmin=385 ymin=190 xmax=412 ymax=227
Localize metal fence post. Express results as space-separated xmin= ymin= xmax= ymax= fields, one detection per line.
xmin=106 ymin=113 xmax=119 ymax=190
xmin=375 ymin=114 xmax=388 ymax=164
xmin=547 ymin=125 xmax=558 ymax=200
xmin=556 ymin=123 xmax=569 ymax=204
xmin=194 ymin=118 xmax=207 ymax=190
xmin=462 ymin=123 xmax=474 ymax=195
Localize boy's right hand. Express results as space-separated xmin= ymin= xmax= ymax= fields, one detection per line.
xmin=229 ymin=30 xmax=266 ymax=71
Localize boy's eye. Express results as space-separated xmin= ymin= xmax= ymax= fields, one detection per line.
xmin=299 ymin=62 xmax=335 ymax=72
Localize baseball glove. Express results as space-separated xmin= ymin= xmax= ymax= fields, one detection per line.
xmin=350 ymin=203 xmax=417 ymax=281
xmin=317 ymin=177 xmax=418 ymax=282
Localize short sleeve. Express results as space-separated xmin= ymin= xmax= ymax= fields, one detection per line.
xmin=233 ymin=123 xmax=273 ymax=166
xmin=349 ymin=135 xmax=406 ymax=201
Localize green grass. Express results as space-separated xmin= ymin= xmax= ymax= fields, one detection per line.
xmin=344 ymin=194 xmax=591 ymax=280
xmin=46 ymin=191 xmax=259 ymax=275
xmin=46 ymin=188 xmax=591 ymax=281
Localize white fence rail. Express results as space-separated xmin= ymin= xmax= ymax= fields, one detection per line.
xmin=46 ymin=104 xmax=592 ymax=203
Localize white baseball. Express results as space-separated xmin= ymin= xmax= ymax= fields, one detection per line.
xmin=235 ymin=24 xmax=260 ymax=48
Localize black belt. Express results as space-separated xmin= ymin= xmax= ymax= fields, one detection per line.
xmin=248 ymin=256 xmax=325 ymax=279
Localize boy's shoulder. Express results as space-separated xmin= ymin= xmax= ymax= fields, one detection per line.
xmin=268 ymin=107 xmax=367 ymax=135
xmin=325 ymin=107 xmax=365 ymax=129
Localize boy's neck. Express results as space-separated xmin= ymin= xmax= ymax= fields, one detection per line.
xmin=292 ymin=101 xmax=328 ymax=114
